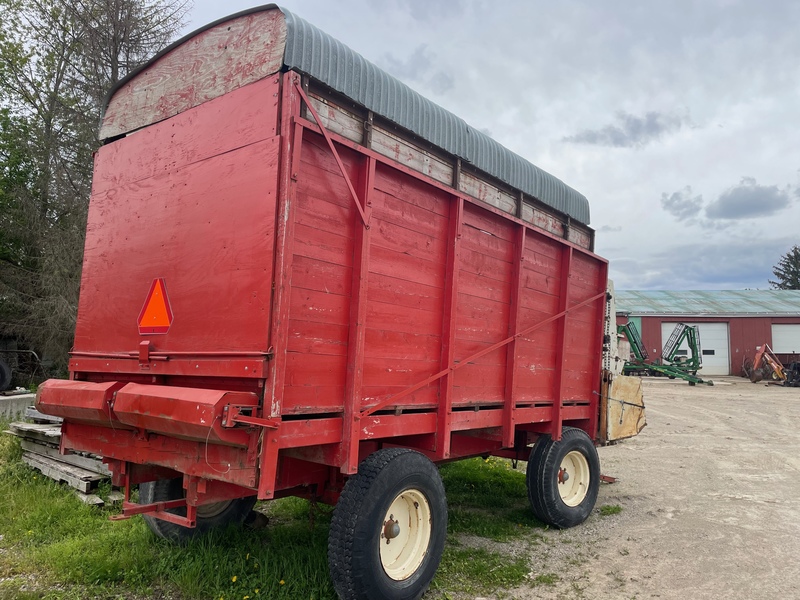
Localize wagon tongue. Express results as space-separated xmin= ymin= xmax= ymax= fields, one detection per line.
xmin=37 ymin=380 xmax=258 ymax=447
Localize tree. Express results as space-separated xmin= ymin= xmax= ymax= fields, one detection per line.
xmin=769 ymin=245 xmax=800 ymax=290
xmin=0 ymin=0 xmax=190 ymax=374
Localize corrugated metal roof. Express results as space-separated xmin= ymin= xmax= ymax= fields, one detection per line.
xmin=102 ymin=5 xmax=591 ymax=224
xmin=281 ymin=8 xmax=590 ymax=224
xmin=616 ymin=290 xmax=800 ymax=316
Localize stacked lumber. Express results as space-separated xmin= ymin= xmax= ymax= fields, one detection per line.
xmin=5 ymin=410 xmax=111 ymax=504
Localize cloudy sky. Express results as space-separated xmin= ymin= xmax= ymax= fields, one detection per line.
xmin=189 ymin=1 xmax=799 ymax=290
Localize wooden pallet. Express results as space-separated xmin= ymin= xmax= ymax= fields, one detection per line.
xmin=6 ymin=420 xmax=110 ymax=493
xmin=21 ymin=452 xmax=106 ymax=494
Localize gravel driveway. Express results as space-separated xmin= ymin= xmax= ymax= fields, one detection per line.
xmin=511 ymin=376 xmax=800 ymax=600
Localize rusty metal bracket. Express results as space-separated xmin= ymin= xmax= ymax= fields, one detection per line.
xmin=222 ymin=404 xmax=280 ymax=430
xmin=109 ymin=466 xmax=198 ymax=527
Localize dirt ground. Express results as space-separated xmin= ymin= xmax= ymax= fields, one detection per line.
xmin=510 ymin=376 xmax=800 ymax=600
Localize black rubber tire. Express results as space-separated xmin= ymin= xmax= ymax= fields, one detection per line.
xmin=328 ymin=448 xmax=447 ymax=600
xmin=526 ymin=426 xmax=600 ymax=529
xmin=0 ymin=360 xmax=12 ymax=391
xmin=139 ymin=478 xmax=256 ymax=543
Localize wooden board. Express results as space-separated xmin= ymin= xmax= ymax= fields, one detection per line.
xmin=19 ymin=440 xmax=110 ymax=476
xmin=6 ymin=422 xmax=62 ymax=444
xmin=101 ymin=10 xmax=286 ymax=139
xmin=605 ymin=375 xmax=647 ymax=442
xmin=24 ymin=406 xmax=63 ymax=424
xmin=21 ymin=452 xmax=105 ymax=493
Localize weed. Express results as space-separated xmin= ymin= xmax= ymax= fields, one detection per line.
xmin=532 ymin=573 xmax=560 ymax=586
xmin=599 ymin=504 xmax=623 ymax=516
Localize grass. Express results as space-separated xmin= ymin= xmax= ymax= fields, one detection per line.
xmin=599 ymin=504 xmax=623 ymax=516
xmin=440 ymin=457 xmax=547 ymax=541
xmin=0 ymin=428 xmax=546 ymax=599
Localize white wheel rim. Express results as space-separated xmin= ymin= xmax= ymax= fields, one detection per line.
xmin=379 ymin=489 xmax=432 ymax=581
xmin=558 ymin=450 xmax=591 ymax=507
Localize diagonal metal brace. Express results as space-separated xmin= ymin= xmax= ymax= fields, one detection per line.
xmin=293 ymin=81 xmax=370 ymax=227
xmin=360 ymin=290 xmax=607 ymax=418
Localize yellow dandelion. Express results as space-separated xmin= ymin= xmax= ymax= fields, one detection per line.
xmin=244 ymin=596 xmax=250 ymax=599
xmin=232 ymin=575 xmax=237 ymax=583
xmin=246 ymin=553 xmax=250 ymax=560
xmin=279 ymin=580 xmax=285 ymax=585
xmin=254 ymin=590 xmax=259 ymax=594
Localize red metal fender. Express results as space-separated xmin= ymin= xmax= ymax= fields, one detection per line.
xmin=36 ymin=380 xmax=126 ymax=425
xmin=112 ymin=383 xmax=259 ymax=447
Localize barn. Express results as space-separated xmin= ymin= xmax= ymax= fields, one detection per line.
xmin=616 ymin=290 xmax=800 ymax=376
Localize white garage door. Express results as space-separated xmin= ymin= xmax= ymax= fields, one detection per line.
xmin=772 ymin=324 xmax=800 ymax=354
xmin=661 ymin=322 xmax=730 ymax=376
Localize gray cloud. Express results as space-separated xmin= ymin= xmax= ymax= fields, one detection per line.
xmin=705 ymin=177 xmax=792 ymax=219
xmin=661 ymin=186 xmax=704 ymax=221
xmin=396 ymin=0 xmax=467 ymax=23
xmin=610 ymin=236 xmax=795 ymax=290
xmin=598 ymin=225 xmax=622 ymax=233
xmin=563 ymin=111 xmax=689 ymax=148
xmin=380 ymin=45 xmax=455 ymax=94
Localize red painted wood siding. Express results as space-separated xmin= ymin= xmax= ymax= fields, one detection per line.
xmin=281 ymin=119 xmax=607 ymax=418
xmin=74 ymin=77 xmax=281 ymax=364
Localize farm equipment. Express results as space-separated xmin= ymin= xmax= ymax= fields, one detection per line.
xmin=744 ymin=343 xmax=800 ymax=386
xmin=618 ymin=321 xmax=712 ymax=385
xmin=35 ymin=6 xmax=645 ymax=599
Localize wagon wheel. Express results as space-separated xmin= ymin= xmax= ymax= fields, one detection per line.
xmin=328 ymin=448 xmax=447 ymax=600
xmin=742 ymin=357 xmax=754 ymax=378
xmin=139 ymin=478 xmax=256 ymax=543
xmin=526 ymin=426 xmax=600 ymax=528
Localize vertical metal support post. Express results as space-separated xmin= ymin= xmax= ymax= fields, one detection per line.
xmin=436 ymin=196 xmax=464 ymax=459
xmin=258 ymin=71 xmax=302 ymax=500
xmin=588 ymin=260 xmax=609 ymax=439
xmin=502 ymin=224 xmax=526 ymax=448
xmin=341 ymin=157 xmax=376 ymax=474
xmin=551 ymin=245 xmax=573 ymax=440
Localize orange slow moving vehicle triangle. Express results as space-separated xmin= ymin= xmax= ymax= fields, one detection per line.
xmin=138 ymin=278 xmax=173 ymax=334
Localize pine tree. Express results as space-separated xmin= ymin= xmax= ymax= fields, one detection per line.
xmin=769 ymin=245 xmax=800 ymax=290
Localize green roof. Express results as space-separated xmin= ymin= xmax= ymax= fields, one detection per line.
xmin=617 ymin=290 xmax=800 ymax=316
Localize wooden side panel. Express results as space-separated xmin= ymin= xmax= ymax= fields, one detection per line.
xmin=93 ymin=77 xmax=280 ymax=194
xmin=360 ymin=163 xmax=451 ymax=408
xmin=101 ymin=10 xmax=286 ymax=139
xmin=452 ymin=203 xmax=515 ymax=405
xmin=511 ymin=229 xmax=564 ymax=403
xmin=459 ymin=171 xmax=517 ymax=214
xmin=283 ymin=132 xmax=359 ymax=414
xmin=280 ymin=110 xmax=608 ymax=443
xmin=74 ymin=77 xmax=281 ymax=362
xmin=561 ymin=251 xmax=607 ymax=403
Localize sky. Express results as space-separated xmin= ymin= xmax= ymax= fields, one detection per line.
xmin=187 ymin=1 xmax=799 ymax=290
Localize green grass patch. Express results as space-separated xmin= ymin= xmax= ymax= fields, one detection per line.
xmin=431 ymin=545 xmax=530 ymax=594
xmin=599 ymin=504 xmax=623 ymax=516
xmin=532 ymin=572 xmax=560 ymax=586
xmin=440 ymin=457 xmax=546 ymax=540
xmin=0 ymin=430 xmax=546 ymax=598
